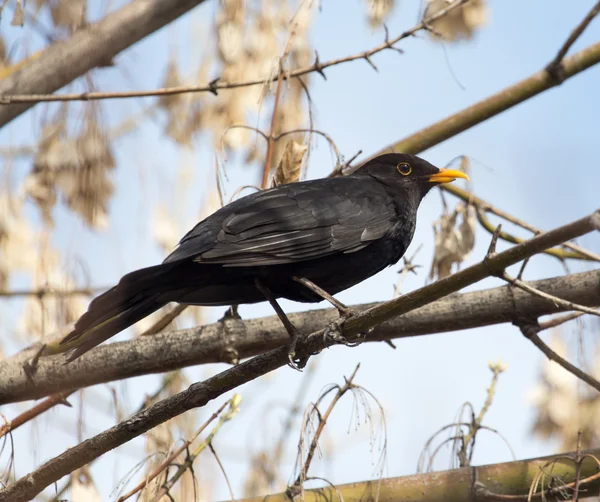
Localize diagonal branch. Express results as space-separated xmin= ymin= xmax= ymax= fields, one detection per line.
xmin=503 ymin=271 xmax=600 ymax=318
xmin=546 ymin=0 xmax=600 ymax=81
xmin=367 ymin=42 xmax=600 ymax=159
xmin=0 ymin=211 xmax=598 ymax=502
xmin=518 ymin=319 xmax=600 ymax=394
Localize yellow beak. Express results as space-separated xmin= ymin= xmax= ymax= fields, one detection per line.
xmin=427 ymin=168 xmax=470 ymax=184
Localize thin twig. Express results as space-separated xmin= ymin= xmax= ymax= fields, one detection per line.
xmin=518 ymin=320 xmax=600 ymax=393
xmin=457 ymin=361 xmax=505 ymax=467
xmin=294 ymin=364 xmax=360 ymax=488
xmin=572 ymin=430 xmax=583 ymax=502
xmin=149 ymin=395 xmax=241 ymax=502
xmin=0 ymin=0 xmax=470 ymax=105
xmin=262 ymin=63 xmax=286 ymax=189
xmin=140 ymin=305 xmax=188 ymax=336
xmin=209 ymin=444 xmax=235 ymax=502
xmin=477 ymin=208 xmax=592 ymax=262
xmin=538 ymin=312 xmax=585 ymax=332
xmin=272 ymin=361 xmax=319 ymax=469
xmin=546 ymin=0 xmax=600 ymax=81
xmin=0 ymin=286 xmax=105 ymax=299
xmin=393 ymin=244 xmax=423 ymax=298
xmin=117 ymin=399 xmax=230 ymax=502
xmin=503 ymin=272 xmax=600 ymax=318
xmin=0 ymin=392 xmax=73 ymax=439
xmin=327 ymin=149 xmax=363 ymax=178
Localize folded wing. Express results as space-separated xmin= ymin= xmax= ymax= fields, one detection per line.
xmin=164 ymin=177 xmax=397 ymax=267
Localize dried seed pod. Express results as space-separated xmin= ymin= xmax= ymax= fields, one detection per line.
xmin=272 ymin=140 xmax=307 ymax=187
xmin=424 ymin=0 xmax=488 ymax=42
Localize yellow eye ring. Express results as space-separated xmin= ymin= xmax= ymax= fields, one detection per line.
xmin=396 ymin=162 xmax=412 ymax=176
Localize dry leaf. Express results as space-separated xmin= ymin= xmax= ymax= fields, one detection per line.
xmin=158 ymin=57 xmax=183 ymax=111
xmin=425 ymin=0 xmax=488 ymax=42
xmin=11 ymin=0 xmax=24 ymax=26
xmin=49 ymin=0 xmax=86 ymax=31
xmin=28 ymin=118 xmax=115 ymax=228
xmin=0 ymin=192 xmax=39 ymax=289
xmin=429 ymin=202 xmax=476 ymax=280
xmin=71 ymin=468 xmax=101 ymax=502
xmin=364 ymin=0 xmax=395 ymax=28
xmin=272 ymin=140 xmax=307 ymax=187
xmin=17 ymin=253 xmax=88 ymax=342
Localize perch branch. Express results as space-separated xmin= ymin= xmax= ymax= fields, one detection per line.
xmin=0 ymin=211 xmax=597 ymax=502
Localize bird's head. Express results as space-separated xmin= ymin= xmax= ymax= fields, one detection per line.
xmin=357 ymin=153 xmax=470 ymax=200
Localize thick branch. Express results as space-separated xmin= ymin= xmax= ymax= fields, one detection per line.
xmin=0 ymin=0 xmax=209 ymax=128
xmin=368 ymin=42 xmax=600 ymax=158
xmin=0 ymin=212 xmax=598 ymax=502
xmin=1 ymin=268 xmax=598 ymax=405
xmin=238 ymin=446 xmax=600 ymax=502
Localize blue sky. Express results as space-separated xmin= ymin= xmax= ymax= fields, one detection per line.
xmin=1 ymin=0 xmax=599 ymax=499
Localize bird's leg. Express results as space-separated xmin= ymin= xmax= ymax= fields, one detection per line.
xmin=292 ymin=276 xmax=356 ymax=317
xmin=254 ymin=278 xmax=305 ymax=370
xmin=292 ymin=276 xmax=360 ymax=346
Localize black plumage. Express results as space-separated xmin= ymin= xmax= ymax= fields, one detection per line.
xmin=61 ymin=153 xmax=468 ymax=360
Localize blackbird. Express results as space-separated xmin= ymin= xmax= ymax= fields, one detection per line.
xmin=60 ymin=153 xmax=468 ymax=362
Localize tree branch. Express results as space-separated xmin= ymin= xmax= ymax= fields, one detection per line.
xmin=0 ymin=0 xmax=210 ymax=128
xmin=367 ymin=41 xmax=600 ymax=159
xmin=1 ymin=267 xmax=598 ymax=405
xmin=0 ymin=212 xmax=598 ymax=502
xmin=238 ymin=446 xmax=600 ymax=502
xmin=546 ymin=0 xmax=600 ymax=81
xmin=0 ymin=0 xmax=469 ymax=107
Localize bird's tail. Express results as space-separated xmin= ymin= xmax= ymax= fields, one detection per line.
xmin=60 ymin=263 xmax=179 ymax=362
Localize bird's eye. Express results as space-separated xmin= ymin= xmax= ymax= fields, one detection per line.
xmin=396 ymin=162 xmax=412 ymax=176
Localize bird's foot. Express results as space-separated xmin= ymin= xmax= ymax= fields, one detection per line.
xmin=336 ymin=305 xmax=359 ymax=319
xmin=286 ymin=328 xmax=308 ymax=371
xmin=323 ymin=316 xmax=362 ymax=347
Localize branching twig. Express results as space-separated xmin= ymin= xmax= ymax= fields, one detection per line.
xmin=538 ymin=312 xmax=585 ymax=332
xmin=327 ymin=149 xmax=363 ymax=178
xmin=116 ymin=399 xmax=231 ymax=502
xmin=476 ymin=207 xmax=593 ymax=262
xmin=450 ymin=185 xmax=600 ymax=262
xmin=294 ymin=364 xmax=360 ymax=489
xmin=457 ymin=361 xmax=505 ymax=467
xmin=0 ymin=0 xmax=470 ymax=106
xmin=148 ymin=395 xmax=241 ymax=502
xmin=517 ymin=320 xmax=600 ymax=394
xmin=393 ymin=244 xmax=423 ymax=298
xmin=0 ymin=392 xmax=73 ymax=439
xmin=368 ymin=41 xmax=600 ymax=162
xmin=546 ymin=0 xmax=600 ymax=82
xmin=503 ymin=272 xmax=600 ymax=319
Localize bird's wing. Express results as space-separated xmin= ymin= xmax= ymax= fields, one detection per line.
xmin=164 ymin=177 xmax=397 ymax=267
